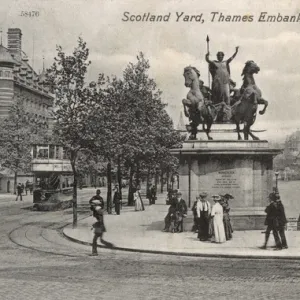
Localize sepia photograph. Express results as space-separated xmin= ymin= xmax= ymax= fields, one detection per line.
xmin=0 ymin=0 xmax=300 ymax=299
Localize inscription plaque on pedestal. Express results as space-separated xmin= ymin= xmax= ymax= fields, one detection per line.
xmin=212 ymin=170 xmax=241 ymax=190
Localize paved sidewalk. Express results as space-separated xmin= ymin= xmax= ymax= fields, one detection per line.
xmin=63 ymin=193 xmax=300 ymax=259
xmin=0 ymin=193 xmax=34 ymax=207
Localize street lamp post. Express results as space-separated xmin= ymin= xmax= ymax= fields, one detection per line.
xmin=275 ymin=171 xmax=279 ymax=193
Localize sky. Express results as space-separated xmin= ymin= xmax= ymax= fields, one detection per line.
xmin=1 ymin=0 xmax=300 ymax=142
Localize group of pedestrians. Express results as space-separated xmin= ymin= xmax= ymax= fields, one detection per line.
xmin=261 ymin=192 xmax=288 ymax=250
xmin=192 ymin=192 xmax=233 ymax=243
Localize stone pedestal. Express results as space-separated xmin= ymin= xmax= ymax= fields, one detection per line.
xmin=170 ymin=140 xmax=281 ymax=230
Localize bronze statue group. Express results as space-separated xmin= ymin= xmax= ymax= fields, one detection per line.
xmin=182 ymin=46 xmax=268 ymax=141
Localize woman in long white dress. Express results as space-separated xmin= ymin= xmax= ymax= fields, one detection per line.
xmin=211 ymin=195 xmax=226 ymax=243
xmin=134 ymin=186 xmax=145 ymax=211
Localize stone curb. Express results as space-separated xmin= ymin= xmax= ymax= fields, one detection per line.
xmin=62 ymin=226 xmax=300 ymax=261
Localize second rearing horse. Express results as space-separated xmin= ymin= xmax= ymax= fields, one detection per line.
xmin=182 ymin=66 xmax=216 ymax=140
xmin=231 ymin=60 xmax=268 ymax=140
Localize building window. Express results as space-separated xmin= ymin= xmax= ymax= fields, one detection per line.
xmin=37 ymin=146 xmax=49 ymax=159
xmin=49 ymin=145 xmax=55 ymax=159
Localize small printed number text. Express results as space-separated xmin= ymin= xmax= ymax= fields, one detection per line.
xmin=20 ymin=11 xmax=40 ymax=17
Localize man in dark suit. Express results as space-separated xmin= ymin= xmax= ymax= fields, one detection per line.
xmin=150 ymin=185 xmax=156 ymax=205
xmin=274 ymin=193 xmax=288 ymax=250
xmin=176 ymin=191 xmax=187 ymax=232
xmin=89 ymin=189 xmax=104 ymax=218
xmin=15 ymin=183 xmax=23 ymax=201
xmin=261 ymin=192 xmax=282 ymax=250
xmin=113 ymin=185 xmax=122 ymax=215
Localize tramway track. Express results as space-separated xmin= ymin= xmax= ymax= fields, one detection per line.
xmin=8 ymin=212 xmax=91 ymax=258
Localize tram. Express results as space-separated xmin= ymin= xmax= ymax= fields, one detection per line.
xmin=31 ymin=144 xmax=74 ymax=210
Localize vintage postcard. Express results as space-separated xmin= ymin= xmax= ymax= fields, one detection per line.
xmin=0 ymin=0 xmax=299 ymax=299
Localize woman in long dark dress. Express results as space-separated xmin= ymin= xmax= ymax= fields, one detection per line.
xmin=221 ymin=193 xmax=234 ymax=240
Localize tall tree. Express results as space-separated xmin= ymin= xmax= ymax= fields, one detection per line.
xmin=46 ymin=37 xmax=102 ymax=227
xmin=0 ymin=96 xmax=45 ymax=192
xmin=106 ymin=53 xmax=182 ymax=203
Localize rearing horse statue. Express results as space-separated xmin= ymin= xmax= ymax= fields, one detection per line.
xmin=182 ymin=66 xmax=216 ymax=140
xmin=231 ymin=60 xmax=268 ymax=140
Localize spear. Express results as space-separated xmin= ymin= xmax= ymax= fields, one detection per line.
xmin=206 ymin=35 xmax=210 ymax=90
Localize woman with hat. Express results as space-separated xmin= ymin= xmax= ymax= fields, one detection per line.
xmin=196 ymin=192 xmax=211 ymax=241
xmin=211 ymin=195 xmax=226 ymax=243
xmin=134 ymin=185 xmax=145 ymax=211
xmin=221 ymin=193 xmax=234 ymax=240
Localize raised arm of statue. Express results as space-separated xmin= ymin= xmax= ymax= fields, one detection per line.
xmin=205 ymin=52 xmax=213 ymax=64
xmin=227 ymin=46 xmax=239 ymax=63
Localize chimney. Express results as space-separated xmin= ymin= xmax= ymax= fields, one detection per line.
xmin=7 ymin=28 xmax=22 ymax=60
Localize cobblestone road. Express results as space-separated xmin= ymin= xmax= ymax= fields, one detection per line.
xmin=0 ymin=193 xmax=300 ymax=299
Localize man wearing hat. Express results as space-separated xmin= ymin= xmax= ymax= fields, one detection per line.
xmin=163 ymin=190 xmax=179 ymax=232
xmin=221 ymin=193 xmax=234 ymax=241
xmin=175 ymin=191 xmax=187 ymax=232
xmin=91 ymin=206 xmax=114 ymax=255
xmin=274 ymin=193 xmax=288 ymax=250
xmin=89 ymin=189 xmax=104 ymax=218
xmin=261 ymin=192 xmax=281 ymax=250
xmin=196 ymin=192 xmax=211 ymax=241
xmin=113 ymin=185 xmax=122 ymax=215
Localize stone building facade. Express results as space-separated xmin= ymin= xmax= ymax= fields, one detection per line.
xmin=0 ymin=28 xmax=54 ymax=193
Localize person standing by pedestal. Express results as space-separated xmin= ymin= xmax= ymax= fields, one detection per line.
xmin=176 ymin=191 xmax=187 ymax=233
xmin=221 ymin=193 xmax=234 ymax=241
xmin=15 ymin=183 xmax=23 ymax=201
xmin=197 ymin=192 xmax=211 ymax=241
xmin=211 ymin=195 xmax=226 ymax=243
xmin=191 ymin=198 xmax=199 ymax=232
xmin=163 ymin=192 xmax=178 ymax=232
xmin=113 ymin=185 xmax=122 ymax=215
